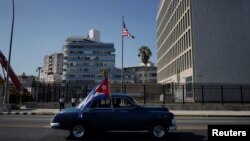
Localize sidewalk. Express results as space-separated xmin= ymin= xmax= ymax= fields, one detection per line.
xmin=172 ymin=110 xmax=250 ymax=117
xmin=1 ymin=108 xmax=250 ymax=117
xmin=0 ymin=108 xmax=60 ymax=115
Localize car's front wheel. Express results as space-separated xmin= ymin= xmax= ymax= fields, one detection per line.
xmin=70 ymin=124 xmax=86 ymax=139
xmin=150 ymin=123 xmax=167 ymax=140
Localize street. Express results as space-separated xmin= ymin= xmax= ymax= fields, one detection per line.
xmin=0 ymin=115 xmax=250 ymax=141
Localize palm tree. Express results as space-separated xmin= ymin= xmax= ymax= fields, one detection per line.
xmin=138 ymin=46 xmax=152 ymax=84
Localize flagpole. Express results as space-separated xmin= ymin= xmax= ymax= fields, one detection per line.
xmin=121 ymin=16 xmax=134 ymax=93
xmin=121 ymin=18 xmax=124 ymax=94
xmin=107 ymin=72 xmax=113 ymax=108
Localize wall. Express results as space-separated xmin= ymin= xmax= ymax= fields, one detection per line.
xmin=192 ymin=0 xmax=250 ymax=84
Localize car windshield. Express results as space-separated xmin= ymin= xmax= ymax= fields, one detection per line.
xmin=77 ymin=100 xmax=85 ymax=109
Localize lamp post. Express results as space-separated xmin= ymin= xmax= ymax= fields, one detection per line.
xmin=3 ymin=0 xmax=15 ymax=107
xmin=36 ymin=67 xmax=42 ymax=79
xmin=36 ymin=67 xmax=42 ymax=102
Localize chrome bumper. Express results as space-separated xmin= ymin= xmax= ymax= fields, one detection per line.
xmin=50 ymin=122 xmax=60 ymax=128
xmin=169 ymin=119 xmax=177 ymax=130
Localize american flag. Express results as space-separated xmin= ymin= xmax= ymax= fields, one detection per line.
xmin=122 ymin=17 xmax=135 ymax=39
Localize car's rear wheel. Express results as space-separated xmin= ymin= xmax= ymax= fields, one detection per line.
xmin=150 ymin=123 xmax=167 ymax=140
xmin=70 ymin=124 xmax=86 ymax=139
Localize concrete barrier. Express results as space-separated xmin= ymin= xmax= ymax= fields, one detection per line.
xmin=25 ymin=102 xmax=72 ymax=109
xmin=0 ymin=104 xmax=11 ymax=112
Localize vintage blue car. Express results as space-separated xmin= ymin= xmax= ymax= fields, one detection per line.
xmin=50 ymin=94 xmax=176 ymax=140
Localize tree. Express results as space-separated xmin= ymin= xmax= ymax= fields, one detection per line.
xmin=138 ymin=46 xmax=152 ymax=84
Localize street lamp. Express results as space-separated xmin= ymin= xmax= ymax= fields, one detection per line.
xmin=3 ymin=0 xmax=15 ymax=108
xmin=36 ymin=67 xmax=42 ymax=79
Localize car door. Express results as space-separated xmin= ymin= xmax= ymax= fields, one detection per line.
xmin=84 ymin=99 xmax=115 ymax=131
xmin=112 ymin=97 xmax=138 ymax=130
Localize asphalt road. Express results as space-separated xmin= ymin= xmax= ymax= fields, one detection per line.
xmin=0 ymin=115 xmax=250 ymax=141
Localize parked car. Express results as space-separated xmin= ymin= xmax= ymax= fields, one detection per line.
xmin=50 ymin=94 xmax=176 ymax=140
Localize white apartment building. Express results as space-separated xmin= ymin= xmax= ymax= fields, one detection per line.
xmin=62 ymin=29 xmax=115 ymax=93
xmin=42 ymin=53 xmax=63 ymax=83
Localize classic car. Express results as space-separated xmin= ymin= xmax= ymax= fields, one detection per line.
xmin=50 ymin=94 xmax=176 ymax=140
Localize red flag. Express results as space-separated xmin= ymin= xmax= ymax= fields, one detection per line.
xmin=81 ymin=77 xmax=111 ymax=108
xmin=95 ymin=77 xmax=111 ymax=97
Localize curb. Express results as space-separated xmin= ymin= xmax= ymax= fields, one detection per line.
xmin=0 ymin=112 xmax=56 ymax=115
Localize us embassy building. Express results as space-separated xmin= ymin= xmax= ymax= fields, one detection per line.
xmin=156 ymin=0 xmax=250 ymax=102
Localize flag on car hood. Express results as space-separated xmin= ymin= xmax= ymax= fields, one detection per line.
xmin=81 ymin=77 xmax=111 ymax=108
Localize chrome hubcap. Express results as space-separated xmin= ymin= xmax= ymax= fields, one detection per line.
xmin=72 ymin=125 xmax=84 ymax=138
xmin=153 ymin=125 xmax=165 ymax=138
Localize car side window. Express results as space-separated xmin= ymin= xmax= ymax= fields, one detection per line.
xmin=90 ymin=99 xmax=111 ymax=109
xmin=99 ymin=99 xmax=111 ymax=108
xmin=113 ymin=98 xmax=133 ymax=108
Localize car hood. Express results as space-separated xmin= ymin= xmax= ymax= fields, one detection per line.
xmin=60 ymin=107 xmax=81 ymax=113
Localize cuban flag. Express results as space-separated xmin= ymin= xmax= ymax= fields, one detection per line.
xmin=82 ymin=77 xmax=111 ymax=108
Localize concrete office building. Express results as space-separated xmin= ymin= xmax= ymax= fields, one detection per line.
xmin=62 ymin=29 xmax=115 ymax=93
xmin=43 ymin=53 xmax=63 ymax=83
xmin=157 ymin=0 xmax=250 ymax=102
xmin=125 ymin=62 xmax=157 ymax=84
xmin=109 ymin=68 xmax=135 ymax=84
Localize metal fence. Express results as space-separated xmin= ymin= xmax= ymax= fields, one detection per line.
xmin=193 ymin=84 xmax=250 ymax=104
xmin=29 ymin=83 xmax=250 ymax=105
xmin=30 ymin=83 xmax=77 ymax=103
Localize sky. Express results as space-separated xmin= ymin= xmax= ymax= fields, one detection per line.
xmin=0 ymin=0 xmax=159 ymax=76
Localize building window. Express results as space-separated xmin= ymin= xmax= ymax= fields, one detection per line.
xmin=151 ymin=73 xmax=157 ymax=77
xmin=185 ymin=76 xmax=193 ymax=98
